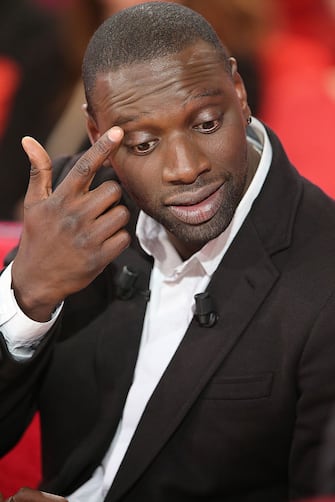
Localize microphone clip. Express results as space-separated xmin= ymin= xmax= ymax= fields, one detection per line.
xmin=194 ymin=292 xmax=218 ymax=328
xmin=116 ymin=265 xmax=150 ymax=301
xmin=116 ymin=265 xmax=139 ymax=300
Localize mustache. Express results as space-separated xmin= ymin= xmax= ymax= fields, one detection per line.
xmin=163 ymin=175 xmax=230 ymax=206
xmin=172 ymin=174 xmax=226 ymax=189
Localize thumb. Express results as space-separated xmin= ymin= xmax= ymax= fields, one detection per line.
xmin=22 ymin=136 xmax=53 ymax=206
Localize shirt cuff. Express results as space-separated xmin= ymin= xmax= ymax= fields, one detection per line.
xmin=0 ymin=262 xmax=63 ymax=358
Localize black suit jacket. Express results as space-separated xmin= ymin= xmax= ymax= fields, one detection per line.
xmin=1 ymin=127 xmax=335 ymax=501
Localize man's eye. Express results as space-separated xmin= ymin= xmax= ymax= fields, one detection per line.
xmin=131 ymin=139 xmax=158 ymax=155
xmin=194 ymin=117 xmax=222 ymax=134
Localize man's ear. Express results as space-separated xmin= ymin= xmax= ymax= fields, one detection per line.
xmin=85 ymin=108 xmax=101 ymax=146
xmin=229 ymin=57 xmax=251 ymax=124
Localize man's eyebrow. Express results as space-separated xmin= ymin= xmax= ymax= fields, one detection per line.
xmin=114 ymin=112 xmax=151 ymax=127
xmin=190 ymin=88 xmax=224 ymax=100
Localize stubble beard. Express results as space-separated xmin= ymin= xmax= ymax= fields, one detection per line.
xmin=155 ymin=171 xmax=247 ymax=250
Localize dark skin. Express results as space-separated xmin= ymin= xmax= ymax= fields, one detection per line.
xmin=8 ymin=41 xmax=258 ymax=498
xmin=12 ymin=41 xmax=257 ymax=323
xmin=11 ymin=126 xmax=130 ymax=322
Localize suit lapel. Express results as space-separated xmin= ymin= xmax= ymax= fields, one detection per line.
xmin=94 ymin=244 xmax=153 ymax=440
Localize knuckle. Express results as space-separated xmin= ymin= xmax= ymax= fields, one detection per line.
xmin=85 ymin=252 xmax=100 ymax=274
xmin=114 ymin=228 xmax=131 ymax=248
xmin=75 ymin=156 xmax=92 ymax=176
xmin=94 ymin=138 xmax=112 ymax=157
xmin=40 ymin=194 xmax=67 ymax=224
xmin=105 ymin=180 xmax=121 ymax=196
xmin=60 ymin=213 xmax=80 ymax=233
xmin=98 ymin=180 xmax=121 ymax=201
xmin=110 ymin=230 xmax=131 ymax=258
xmin=119 ymin=229 xmax=131 ymax=247
xmin=45 ymin=193 xmax=64 ymax=211
xmin=73 ymin=230 xmax=91 ymax=250
xmin=29 ymin=165 xmax=40 ymax=179
xmin=116 ymin=205 xmax=130 ymax=224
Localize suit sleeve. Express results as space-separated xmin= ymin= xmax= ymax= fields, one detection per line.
xmin=0 ymin=316 xmax=62 ymax=456
xmin=0 ymin=153 xmax=121 ymax=456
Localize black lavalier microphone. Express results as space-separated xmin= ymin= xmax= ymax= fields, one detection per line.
xmin=116 ymin=265 xmax=139 ymax=300
xmin=116 ymin=265 xmax=151 ymax=301
xmin=194 ymin=292 xmax=218 ymax=327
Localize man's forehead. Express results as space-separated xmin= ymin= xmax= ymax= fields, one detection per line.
xmin=92 ymin=40 xmax=228 ymax=91
xmin=109 ymin=86 xmax=226 ymax=126
xmin=92 ymin=67 xmax=229 ymax=120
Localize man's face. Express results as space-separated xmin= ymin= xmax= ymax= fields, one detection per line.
xmin=88 ymin=41 xmax=252 ymax=258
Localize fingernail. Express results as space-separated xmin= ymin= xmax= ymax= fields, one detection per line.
xmin=107 ymin=127 xmax=123 ymax=142
xmin=21 ymin=136 xmax=38 ymax=156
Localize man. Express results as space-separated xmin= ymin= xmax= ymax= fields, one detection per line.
xmin=1 ymin=2 xmax=335 ymax=501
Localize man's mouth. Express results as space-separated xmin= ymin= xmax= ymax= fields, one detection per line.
xmin=166 ymin=183 xmax=225 ymax=224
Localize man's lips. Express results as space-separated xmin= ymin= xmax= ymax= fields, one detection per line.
xmin=166 ymin=183 xmax=225 ymax=225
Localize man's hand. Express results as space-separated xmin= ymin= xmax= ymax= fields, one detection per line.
xmin=11 ymin=127 xmax=131 ymax=322
xmin=0 ymin=488 xmax=68 ymax=502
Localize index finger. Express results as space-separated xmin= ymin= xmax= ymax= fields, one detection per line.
xmin=62 ymin=126 xmax=124 ymax=194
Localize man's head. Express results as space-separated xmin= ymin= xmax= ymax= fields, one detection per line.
xmin=82 ymin=1 xmax=231 ymax=116
xmin=83 ymin=2 xmax=255 ymax=259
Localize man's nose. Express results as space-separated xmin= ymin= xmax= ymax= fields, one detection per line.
xmin=162 ymin=134 xmax=210 ymax=184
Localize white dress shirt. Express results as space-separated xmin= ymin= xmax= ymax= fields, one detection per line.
xmin=0 ymin=119 xmax=272 ymax=501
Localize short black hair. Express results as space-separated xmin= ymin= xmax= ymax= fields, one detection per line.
xmin=82 ymin=1 xmax=231 ymax=114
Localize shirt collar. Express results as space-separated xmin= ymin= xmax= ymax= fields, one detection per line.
xmin=136 ymin=118 xmax=272 ymax=277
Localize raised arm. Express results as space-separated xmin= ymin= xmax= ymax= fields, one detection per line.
xmin=11 ymin=127 xmax=130 ymax=322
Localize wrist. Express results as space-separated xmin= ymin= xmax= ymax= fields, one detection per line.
xmin=11 ymin=265 xmax=61 ymax=322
